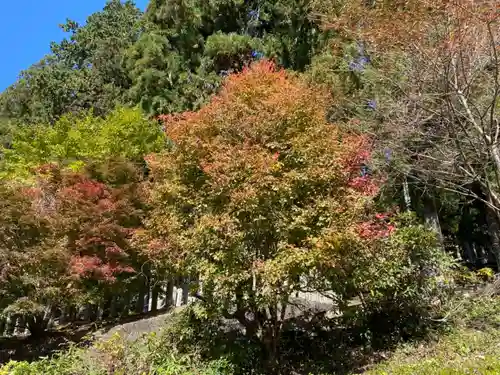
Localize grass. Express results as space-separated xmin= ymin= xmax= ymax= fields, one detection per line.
xmin=361 ymin=294 xmax=500 ymax=375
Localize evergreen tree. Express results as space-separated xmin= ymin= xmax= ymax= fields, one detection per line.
xmin=0 ymin=0 xmax=142 ymax=124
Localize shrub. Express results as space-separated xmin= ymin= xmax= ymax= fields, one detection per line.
xmin=0 ymin=332 xmax=234 ymax=375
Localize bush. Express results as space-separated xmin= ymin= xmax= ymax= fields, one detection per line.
xmin=160 ymin=305 xmax=261 ymax=374
xmin=363 ymin=295 xmax=500 ymax=375
xmin=0 ymin=332 xmax=234 ymax=375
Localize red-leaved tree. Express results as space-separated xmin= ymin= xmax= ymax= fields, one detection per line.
xmin=0 ymin=160 xmax=147 ymax=334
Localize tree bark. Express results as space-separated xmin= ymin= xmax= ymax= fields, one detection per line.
xmin=151 ymin=285 xmax=160 ymax=312
xmin=463 ymin=241 xmax=477 ymax=265
xmin=136 ymin=281 xmax=146 ymax=314
xmin=0 ymin=318 xmax=5 ymax=337
xmin=402 ymin=175 xmax=412 ymax=211
xmin=97 ymin=301 xmax=105 ymax=321
xmin=4 ymin=315 xmax=14 ymax=336
xmin=423 ymin=195 xmax=444 ymax=246
xmin=486 ymin=205 xmax=500 ymax=269
xmin=109 ymin=296 xmax=118 ymax=318
xmin=262 ymin=307 xmax=282 ymax=374
xmin=181 ymin=278 xmax=189 ymax=305
xmin=27 ymin=314 xmax=47 ymax=338
xmin=165 ymin=279 xmax=174 ymax=308
xmin=41 ymin=305 xmax=56 ymax=332
xmin=121 ymin=291 xmax=131 ymax=318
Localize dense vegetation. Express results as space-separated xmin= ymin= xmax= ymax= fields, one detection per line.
xmin=0 ymin=0 xmax=499 ymax=374
xmin=1 ymin=292 xmax=498 ymax=375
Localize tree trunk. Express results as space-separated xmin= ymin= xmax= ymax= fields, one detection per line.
xmin=144 ymin=286 xmax=151 ymax=313
xmin=136 ymin=280 xmax=147 ymax=314
xmin=165 ymin=279 xmax=174 ymax=308
xmin=486 ymin=205 xmax=500 ymax=270
xmin=423 ymin=195 xmax=444 ymax=246
xmin=257 ymin=306 xmax=283 ymax=375
xmin=459 ymin=204 xmax=476 ymax=264
xmin=233 ymin=304 xmax=284 ymax=375
xmin=4 ymin=315 xmax=14 ymax=336
xmin=97 ymin=301 xmax=105 ymax=321
xmin=42 ymin=304 xmax=55 ymax=330
xmin=109 ymin=296 xmax=118 ymax=318
xmin=121 ymin=292 xmax=131 ymax=318
xmin=181 ymin=278 xmax=189 ymax=305
xmin=70 ymin=305 xmax=77 ymax=322
xmin=0 ymin=318 xmax=5 ymax=337
xmin=81 ymin=304 xmax=92 ymax=321
xmin=27 ymin=314 xmax=47 ymax=338
xmin=198 ymin=277 xmax=204 ymax=296
xmin=402 ymin=175 xmax=412 ymax=211
xmin=59 ymin=306 xmax=67 ymax=325
xmin=462 ymin=241 xmax=477 ymax=265
xmin=490 ymin=146 xmax=500 ymax=186
xmin=42 ymin=304 xmax=50 ymax=323
xmin=151 ymin=285 xmax=160 ymax=312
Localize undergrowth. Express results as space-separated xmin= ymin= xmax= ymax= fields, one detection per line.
xmin=361 ymin=292 xmax=500 ymax=375
xmin=0 ymin=287 xmax=499 ymax=375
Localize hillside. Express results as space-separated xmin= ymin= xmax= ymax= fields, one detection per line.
xmin=1 ymin=290 xmax=499 ymax=374
xmin=1 ymin=0 xmax=500 ymax=374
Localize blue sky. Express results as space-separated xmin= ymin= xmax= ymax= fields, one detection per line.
xmin=0 ymin=0 xmax=148 ymax=92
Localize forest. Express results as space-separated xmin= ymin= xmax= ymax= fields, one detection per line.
xmin=0 ymin=0 xmax=499 ymax=374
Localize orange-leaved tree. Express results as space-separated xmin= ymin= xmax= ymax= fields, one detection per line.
xmin=143 ymin=60 xmax=447 ymax=370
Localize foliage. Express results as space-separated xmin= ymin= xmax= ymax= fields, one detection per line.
xmin=0 ymin=104 xmax=163 ymax=334
xmin=0 ymin=161 xmax=147 ymax=333
xmin=455 ymin=267 xmax=496 ymax=286
xmin=0 ymin=331 xmax=233 ymax=375
xmin=362 ymin=295 xmax=500 ymax=375
xmin=48 ymin=163 xmax=145 ymax=287
xmin=140 ymin=60 xmax=452 ymax=371
xmin=1 ymin=1 xmax=498 ymax=374
xmin=125 ymin=0 xmax=325 ymax=116
xmin=0 ymin=0 xmax=326 ymax=121
xmin=0 ymin=0 xmax=142 ymax=124
xmin=0 ymin=116 xmax=14 ymax=151
xmin=0 ymin=107 xmax=164 ymax=180
xmin=124 ymin=26 xmax=221 ymax=116
xmin=0 ymin=181 xmax=61 ymax=321
xmin=142 ymin=0 xmax=323 ymax=72
xmin=311 ymin=0 xmax=500 ymax=269
xmin=1 ymin=294 xmax=498 ymax=375
xmin=160 ymin=304 xmax=260 ymax=373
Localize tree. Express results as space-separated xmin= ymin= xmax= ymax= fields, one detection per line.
xmin=0 ymin=180 xmax=68 ymax=336
xmin=124 ymin=27 xmax=221 ymax=116
xmin=0 ymin=160 xmax=148 ymax=336
xmin=125 ymin=0 xmax=325 ymax=116
xmin=0 ymin=107 xmax=165 ymax=180
xmin=46 ymin=162 xmax=147 ymax=309
xmin=313 ymin=0 xmax=500 ymax=268
xmin=1 ymin=0 xmax=326 ymax=121
xmin=140 ymin=61 xmax=448 ymax=372
xmin=0 ymin=105 xmax=163 ymax=334
xmin=0 ymin=0 xmax=142 ymax=124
